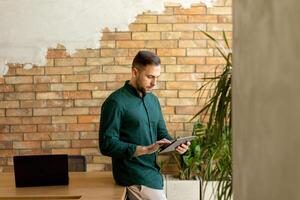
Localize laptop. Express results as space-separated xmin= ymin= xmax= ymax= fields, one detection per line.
xmin=13 ymin=154 xmax=69 ymax=187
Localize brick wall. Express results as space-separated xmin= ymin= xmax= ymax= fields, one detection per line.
xmin=0 ymin=1 xmax=232 ymax=172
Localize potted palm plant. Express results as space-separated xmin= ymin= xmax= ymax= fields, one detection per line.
xmin=192 ymin=31 xmax=232 ymax=200
xmin=162 ymin=31 xmax=232 ymax=200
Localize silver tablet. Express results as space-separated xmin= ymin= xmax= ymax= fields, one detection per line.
xmin=158 ymin=136 xmax=197 ymax=154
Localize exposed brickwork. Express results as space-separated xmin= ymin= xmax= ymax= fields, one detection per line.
xmin=0 ymin=2 xmax=232 ymax=172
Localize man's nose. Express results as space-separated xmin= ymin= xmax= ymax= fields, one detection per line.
xmin=152 ymin=78 xmax=157 ymax=86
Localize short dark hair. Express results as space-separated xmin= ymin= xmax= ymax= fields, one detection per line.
xmin=132 ymin=51 xmax=161 ymax=70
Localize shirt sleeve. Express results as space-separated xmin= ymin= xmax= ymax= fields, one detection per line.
xmin=155 ymin=97 xmax=173 ymax=141
xmin=99 ymin=99 xmax=137 ymax=159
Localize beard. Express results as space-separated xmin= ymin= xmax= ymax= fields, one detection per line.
xmin=136 ymin=81 xmax=147 ymax=96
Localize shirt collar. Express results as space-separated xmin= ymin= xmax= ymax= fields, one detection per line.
xmin=124 ymin=80 xmax=147 ymax=98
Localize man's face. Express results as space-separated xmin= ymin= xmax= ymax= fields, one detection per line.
xmin=133 ymin=64 xmax=161 ymax=95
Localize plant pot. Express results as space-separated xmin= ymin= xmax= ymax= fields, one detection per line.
xmin=164 ymin=174 xmax=201 ymax=200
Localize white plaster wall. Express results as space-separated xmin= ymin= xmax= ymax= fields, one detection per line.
xmin=0 ymin=0 xmax=216 ymax=76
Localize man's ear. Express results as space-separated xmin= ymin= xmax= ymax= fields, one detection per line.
xmin=132 ymin=67 xmax=138 ymax=78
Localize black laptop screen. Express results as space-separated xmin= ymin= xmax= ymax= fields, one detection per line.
xmin=13 ymin=154 xmax=69 ymax=187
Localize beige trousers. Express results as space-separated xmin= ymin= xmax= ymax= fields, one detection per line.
xmin=126 ymin=185 xmax=167 ymax=200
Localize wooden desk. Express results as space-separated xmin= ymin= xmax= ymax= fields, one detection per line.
xmin=0 ymin=172 xmax=126 ymax=200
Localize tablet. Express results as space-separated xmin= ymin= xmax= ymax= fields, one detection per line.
xmin=158 ymin=136 xmax=197 ymax=154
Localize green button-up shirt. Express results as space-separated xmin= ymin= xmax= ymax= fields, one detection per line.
xmin=99 ymin=80 xmax=172 ymax=189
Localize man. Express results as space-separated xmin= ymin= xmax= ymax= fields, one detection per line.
xmin=99 ymin=50 xmax=190 ymax=200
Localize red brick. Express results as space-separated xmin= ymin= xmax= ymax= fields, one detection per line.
xmin=103 ymin=65 xmax=131 ymax=73
xmin=157 ymin=49 xmax=186 ymax=56
xmin=46 ymin=100 xmax=73 ymax=108
xmin=50 ymin=83 xmax=77 ymax=91
xmin=100 ymin=41 xmax=115 ymax=48
xmin=63 ymin=108 xmax=89 ymax=115
xmin=38 ymin=124 xmax=66 ymax=132
xmin=161 ymin=107 xmax=175 ymax=114
xmin=89 ymin=108 xmax=100 ymax=115
xmin=116 ymin=41 xmax=145 ymax=48
xmin=0 ymin=117 xmax=22 ymax=124
xmin=63 ymin=91 xmax=91 ymax=99
xmin=78 ymin=115 xmax=99 ymax=123
xmin=173 ymin=24 xmax=206 ymax=31
xmin=34 ymin=75 xmax=61 ymax=83
xmin=158 ymin=15 xmax=188 ymax=23
xmin=176 ymin=73 xmax=204 ymax=81
xmin=47 ymin=49 xmax=69 ymax=59
xmin=145 ymin=40 xmax=177 ymax=48
xmin=0 ymin=109 xmax=4 ymax=117
xmin=55 ymin=58 xmax=85 ymax=66
xmin=106 ymin=82 xmax=124 ymax=90
xmin=78 ymin=83 xmax=106 ymax=90
xmin=67 ymin=124 xmax=95 ymax=132
xmin=134 ymin=15 xmax=157 ymax=23
xmin=154 ymin=90 xmax=177 ymax=98
xmin=72 ymin=49 xmax=99 ymax=58
xmin=166 ymin=122 xmax=184 ymax=132
xmin=132 ymin=32 xmax=160 ymax=40
xmin=90 ymin=74 xmax=117 ymax=82
xmin=4 ymin=92 xmax=35 ymax=100
xmin=22 ymin=117 xmax=51 ymax=124
xmin=80 ymin=132 xmax=98 ymax=140
xmin=0 ymin=125 xmax=10 ymax=133
xmin=206 ymin=57 xmax=227 ymax=64
xmin=45 ymin=66 xmax=73 ymax=75
xmin=0 ymin=134 xmax=23 ymax=141
xmin=19 ymin=149 xmax=51 ymax=155
xmin=160 ymin=57 xmax=176 ymax=65
xmin=92 ymin=91 xmax=113 ymax=99
xmin=5 ymin=76 xmax=33 ymax=84
xmin=52 ymin=116 xmax=77 ymax=124
xmin=128 ymin=24 xmax=146 ymax=32
xmin=188 ymin=15 xmax=218 ymax=23
xmin=0 ymin=101 xmax=19 ymax=108
xmin=74 ymin=66 xmax=100 ymax=75
xmin=52 ymin=148 xmax=81 ymax=155
xmin=169 ymin=114 xmax=195 ymax=122
xmin=36 ymin=92 xmax=63 ymax=99
xmin=101 ymin=32 xmax=131 ymax=40
xmin=75 ymin=99 xmax=103 ymax=107
xmin=147 ymin=24 xmax=172 ymax=32
xmin=162 ymin=32 xmax=194 ymax=40
xmin=33 ymin=108 xmax=62 ymax=116
xmin=86 ymin=57 xmax=114 ymax=65
xmin=13 ymin=141 xmax=41 ymax=149
xmin=178 ymin=40 xmax=206 ymax=48
xmin=15 ymin=84 xmax=49 ymax=92
xmin=16 ymin=67 xmax=44 ymax=75
xmin=11 ymin=125 xmax=37 ymax=133
xmin=50 ymin=132 xmax=80 ymax=140
xmin=0 ymin=85 xmax=14 ymax=93
xmin=177 ymin=57 xmax=205 ymax=64
xmin=72 ymin=140 xmax=98 ymax=148
xmin=42 ymin=141 xmax=71 ymax=149
xmin=0 ymin=150 xmax=15 ymax=157
xmin=176 ymin=106 xmax=201 ymax=115
xmin=6 ymin=108 xmax=32 ymax=116
xmin=166 ymin=82 xmax=200 ymax=90
xmin=62 ymin=75 xmax=89 ymax=83
xmin=81 ymin=148 xmax=99 ymax=156
xmin=174 ymin=6 xmax=206 ymax=15
xmin=115 ymin=74 xmax=131 ymax=82
xmin=24 ymin=133 xmax=51 ymax=141
xmin=101 ymin=49 xmax=128 ymax=57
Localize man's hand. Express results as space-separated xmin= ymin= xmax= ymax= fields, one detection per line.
xmin=175 ymin=141 xmax=191 ymax=154
xmin=134 ymin=138 xmax=171 ymax=157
